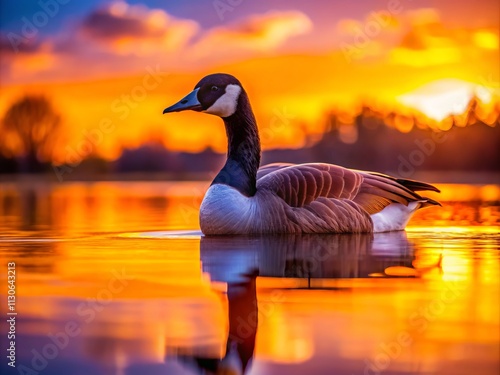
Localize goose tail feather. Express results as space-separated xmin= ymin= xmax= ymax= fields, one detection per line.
xmin=394 ymin=177 xmax=441 ymax=193
xmin=419 ymin=197 xmax=442 ymax=207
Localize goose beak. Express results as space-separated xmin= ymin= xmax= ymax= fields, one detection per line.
xmin=163 ymin=88 xmax=202 ymax=114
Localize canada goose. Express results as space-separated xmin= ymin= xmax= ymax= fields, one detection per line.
xmin=163 ymin=73 xmax=440 ymax=235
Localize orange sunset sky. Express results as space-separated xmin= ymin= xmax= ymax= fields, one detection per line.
xmin=0 ymin=0 xmax=498 ymax=164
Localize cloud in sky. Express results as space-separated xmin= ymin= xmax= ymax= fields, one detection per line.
xmin=334 ymin=7 xmax=498 ymax=67
xmin=390 ymin=9 xmax=498 ymax=67
xmin=0 ymin=33 xmax=58 ymax=79
xmin=196 ymin=10 xmax=312 ymax=52
xmin=80 ymin=1 xmax=199 ymax=55
xmin=190 ymin=10 xmax=313 ymax=65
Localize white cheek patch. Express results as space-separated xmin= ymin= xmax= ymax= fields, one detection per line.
xmin=203 ymin=84 xmax=241 ymax=117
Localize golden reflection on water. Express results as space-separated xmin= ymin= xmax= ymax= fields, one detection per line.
xmin=0 ymin=181 xmax=498 ymax=375
xmin=0 ymin=182 xmax=498 ymax=234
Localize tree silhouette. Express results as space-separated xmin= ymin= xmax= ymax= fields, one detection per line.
xmin=2 ymin=95 xmax=61 ymax=172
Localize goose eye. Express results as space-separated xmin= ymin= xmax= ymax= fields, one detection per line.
xmin=211 ymin=86 xmax=219 ymax=92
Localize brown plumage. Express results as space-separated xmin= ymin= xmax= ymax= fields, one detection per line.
xmin=251 ymin=162 xmax=441 ymax=233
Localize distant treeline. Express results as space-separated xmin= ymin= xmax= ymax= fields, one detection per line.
xmin=264 ymin=110 xmax=500 ymax=176
xmin=1 ymin=97 xmax=499 ymax=178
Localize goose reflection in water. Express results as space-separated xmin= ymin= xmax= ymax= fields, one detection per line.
xmin=178 ymin=231 xmax=441 ymax=374
xmin=179 ymin=270 xmax=259 ymax=375
xmin=201 ymin=231 xmax=424 ymax=284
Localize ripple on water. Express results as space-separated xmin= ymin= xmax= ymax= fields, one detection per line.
xmin=0 ymin=237 xmax=62 ymax=243
xmin=117 ymin=230 xmax=203 ymax=239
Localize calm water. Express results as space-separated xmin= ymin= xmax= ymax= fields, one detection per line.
xmin=0 ymin=180 xmax=499 ymax=375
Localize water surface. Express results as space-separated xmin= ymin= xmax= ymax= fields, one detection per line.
xmin=0 ymin=181 xmax=499 ymax=375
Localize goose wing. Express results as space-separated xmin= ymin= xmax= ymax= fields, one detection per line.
xmin=256 ymin=162 xmax=293 ymax=180
xmin=256 ymin=163 xmax=440 ymax=215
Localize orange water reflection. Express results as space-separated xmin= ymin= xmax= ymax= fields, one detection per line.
xmin=0 ymin=181 xmax=498 ymax=374
xmin=0 ymin=182 xmax=498 ymax=235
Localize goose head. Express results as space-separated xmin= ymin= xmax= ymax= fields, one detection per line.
xmin=163 ymin=73 xmax=261 ymax=198
xmin=163 ymin=73 xmax=243 ymax=118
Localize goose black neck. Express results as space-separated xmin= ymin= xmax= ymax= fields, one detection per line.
xmin=212 ymin=90 xmax=261 ymax=197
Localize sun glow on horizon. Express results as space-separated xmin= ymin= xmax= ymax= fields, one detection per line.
xmin=397 ymin=79 xmax=497 ymax=122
